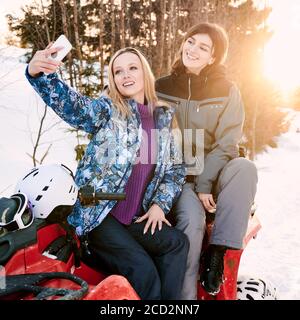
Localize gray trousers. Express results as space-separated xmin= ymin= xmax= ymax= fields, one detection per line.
xmin=174 ymin=158 xmax=258 ymax=300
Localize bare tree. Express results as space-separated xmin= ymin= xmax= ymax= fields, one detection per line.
xmin=120 ymin=0 xmax=126 ymax=48
xmin=58 ymin=0 xmax=74 ymax=87
xmin=146 ymin=0 xmax=153 ymax=61
xmin=110 ymin=1 xmax=116 ymax=53
xmin=98 ymin=0 xmax=105 ymax=90
xmin=166 ymin=0 xmax=177 ymax=71
xmin=73 ymin=0 xmax=83 ymax=91
xmin=27 ymin=104 xmax=52 ymax=166
xmin=40 ymin=0 xmax=51 ymax=43
xmin=153 ymin=0 xmax=166 ymax=77
xmin=51 ymin=0 xmax=58 ymax=41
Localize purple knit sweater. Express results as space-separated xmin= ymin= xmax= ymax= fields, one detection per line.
xmin=110 ymin=103 xmax=156 ymax=225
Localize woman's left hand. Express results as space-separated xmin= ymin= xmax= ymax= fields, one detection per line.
xmin=135 ymin=204 xmax=171 ymax=235
xmin=198 ymin=193 xmax=217 ymax=213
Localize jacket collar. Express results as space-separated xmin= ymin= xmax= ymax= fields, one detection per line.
xmin=172 ymin=64 xmax=227 ymax=87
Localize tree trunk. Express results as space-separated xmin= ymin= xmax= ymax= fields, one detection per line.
xmin=153 ymin=0 xmax=166 ymax=77
xmin=166 ymin=0 xmax=176 ymax=72
xmin=73 ymin=0 xmax=83 ymax=91
xmin=147 ymin=0 xmax=153 ymax=61
xmin=120 ymin=0 xmax=126 ymax=48
xmin=98 ymin=0 xmax=105 ymax=90
xmin=110 ymin=1 xmax=116 ymax=53
xmin=52 ymin=0 xmax=57 ymax=41
xmin=58 ymin=0 xmax=74 ymax=87
xmin=40 ymin=0 xmax=50 ymax=43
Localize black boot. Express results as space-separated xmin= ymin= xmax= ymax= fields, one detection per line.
xmin=200 ymin=244 xmax=227 ymax=295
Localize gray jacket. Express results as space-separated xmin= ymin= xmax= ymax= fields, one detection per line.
xmin=156 ymin=65 xmax=245 ymax=194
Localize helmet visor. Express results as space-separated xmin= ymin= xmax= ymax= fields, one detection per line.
xmin=0 ymin=201 xmax=34 ymax=231
xmin=20 ymin=202 xmax=34 ymax=227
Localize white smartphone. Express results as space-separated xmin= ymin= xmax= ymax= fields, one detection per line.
xmin=49 ymin=35 xmax=72 ymax=61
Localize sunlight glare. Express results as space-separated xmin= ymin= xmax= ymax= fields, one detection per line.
xmin=263 ymin=0 xmax=300 ymax=94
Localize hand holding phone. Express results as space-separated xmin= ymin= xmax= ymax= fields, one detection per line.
xmin=28 ymin=35 xmax=72 ymax=77
xmin=49 ymin=35 xmax=72 ymax=61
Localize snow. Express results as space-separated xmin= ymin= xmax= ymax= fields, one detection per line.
xmin=0 ymin=46 xmax=78 ymax=195
xmin=238 ymin=109 xmax=300 ymax=300
xmin=0 ymin=46 xmax=300 ymax=299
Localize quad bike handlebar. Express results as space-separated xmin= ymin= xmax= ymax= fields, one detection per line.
xmin=0 ymin=272 xmax=89 ymax=300
xmin=78 ymin=185 xmax=126 ymax=206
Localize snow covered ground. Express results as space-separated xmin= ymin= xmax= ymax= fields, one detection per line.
xmin=238 ymin=110 xmax=300 ymax=300
xmin=0 ymin=46 xmax=79 ymax=196
xmin=0 ymin=47 xmax=299 ymax=299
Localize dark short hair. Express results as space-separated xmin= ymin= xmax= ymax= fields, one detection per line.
xmin=172 ymin=22 xmax=229 ymax=74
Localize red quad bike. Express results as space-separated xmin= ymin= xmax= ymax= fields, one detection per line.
xmin=0 ymin=166 xmax=261 ymax=301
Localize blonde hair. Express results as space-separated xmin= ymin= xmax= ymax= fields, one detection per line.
xmin=108 ymin=47 xmax=159 ymax=117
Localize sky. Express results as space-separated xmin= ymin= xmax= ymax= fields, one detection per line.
xmin=1 ymin=50 xmax=300 ymax=299
xmin=263 ymin=0 xmax=300 ymax=92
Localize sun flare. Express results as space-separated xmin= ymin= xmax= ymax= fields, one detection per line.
xmin=263 ymin=0 xmax=300 ymax=94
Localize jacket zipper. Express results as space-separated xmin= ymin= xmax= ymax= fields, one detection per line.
xmin=185 ymin=76 xmax=192 ymax=129
xmin=184 ymin=76 xmax=196 ymax=158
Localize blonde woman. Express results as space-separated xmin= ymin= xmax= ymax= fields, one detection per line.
xmin=26 ymin=46 xmax=188 ymax=300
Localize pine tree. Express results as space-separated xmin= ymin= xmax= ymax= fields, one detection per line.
xmin=6 ymin=0 xmax=289 ymax=158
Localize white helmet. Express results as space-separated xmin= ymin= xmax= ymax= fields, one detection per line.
xmin=15 ymin=164 xmax=78 ymax=220
xmin=237 ymin=276 xmax=278 ymax=300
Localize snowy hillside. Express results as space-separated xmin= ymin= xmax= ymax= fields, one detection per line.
xmin=0 ymin=46 xmax=79 ymax=195
xmin=238 ymin=110 xmax=300 ymax=300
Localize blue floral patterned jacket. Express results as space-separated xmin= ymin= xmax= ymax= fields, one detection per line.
xmin=26 ymin=68 xmax=186 ymax=236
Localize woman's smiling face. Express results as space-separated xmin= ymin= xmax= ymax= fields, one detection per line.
xmin=113 ymin=52 xmax=145 ymax=104
xmin=182 ymin=33 xmax=215 ymax=74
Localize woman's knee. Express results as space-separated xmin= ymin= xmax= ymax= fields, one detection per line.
xmin=120 ymin=249 xmax=159 ymax=281
xmin=229 ymin=157 xmax=258 ymax=180
xmin=175 ymin=198 xmax=206 ymax=230
xmin=175 ymin=207 xmax=206 ymax=239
